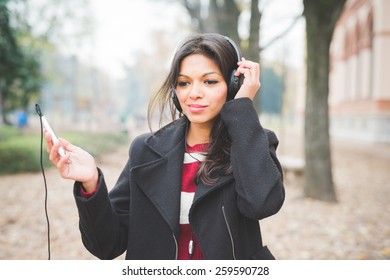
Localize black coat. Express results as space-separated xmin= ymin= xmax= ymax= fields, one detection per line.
xmin=74 ymin=98 xmax=285 ymax=260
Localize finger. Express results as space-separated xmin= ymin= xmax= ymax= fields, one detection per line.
xmin=49 ymin=140 xmax=61 ymax=163
xmin=236 ymin=67 xmax=257 ymax=81
xmin=57 ymin=156 xmax=74 ymax=179
xmin=58 ymin=138 xmax=75 ymax=153
xmin=238 ymin=58 xmax=260 ymax=68
xmin=57 ymin=153 xmax=71 ymax=174
xmin=237 ymin=60 xmax=259 ymax=71
xmin=237 ymin=64 xmax=260 ymax=82
xmin=44 ymin=131 xmax=53 ymax=153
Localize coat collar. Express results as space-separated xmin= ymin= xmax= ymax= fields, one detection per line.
xmin=145 ymin=117 xmax=188 ymax=157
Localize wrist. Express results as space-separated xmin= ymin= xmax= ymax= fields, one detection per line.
xmin=82 ymin=168 xmax=99 ymax=193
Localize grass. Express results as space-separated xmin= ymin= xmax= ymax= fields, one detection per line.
xmin=0 ymin=126 xmax=129 ymax=175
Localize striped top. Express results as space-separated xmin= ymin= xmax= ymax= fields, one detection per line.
xmin=177 ymin=143 xmax=207 ymax=260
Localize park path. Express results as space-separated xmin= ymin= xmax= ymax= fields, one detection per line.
xmin=1 ymin=127 xmax=389 ymax=259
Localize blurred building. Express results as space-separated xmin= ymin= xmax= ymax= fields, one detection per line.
xmin=330 ymin=0 xmax=390 ymax=143
xmin=40 ymin=52 xmax=125 ymax=132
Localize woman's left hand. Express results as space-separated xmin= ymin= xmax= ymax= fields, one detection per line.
xmin=234 ymin=58 xmax=261 ymax=100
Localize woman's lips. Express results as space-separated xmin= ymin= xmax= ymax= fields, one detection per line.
xmin=188 ymin=104 xmax=207 ymax=113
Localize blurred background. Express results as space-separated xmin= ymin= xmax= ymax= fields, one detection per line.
xmin=0 ymin=0 xmax=389 ymax=260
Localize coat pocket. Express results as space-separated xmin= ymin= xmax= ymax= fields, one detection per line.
xmin=251 ymin=246 xmax=276 ymax=260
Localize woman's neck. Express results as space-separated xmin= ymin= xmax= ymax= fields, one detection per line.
xmin=186 ymin=123 xmax=211 ymax=147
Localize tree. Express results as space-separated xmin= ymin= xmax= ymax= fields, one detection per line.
xmin=246 ymin=0 xmax=261 ymax=61
xmin=0 ymin=0 xmax=23 ymax=124
xmin=9 ymin=36 xmax=42 ymax=110
xmin=0 ymin=0 xmax=92 ymax=124
xmin=302 ymin=0 xmax=346 ymax=202
xmin=182 ymin=0 xmax=241 ymax=45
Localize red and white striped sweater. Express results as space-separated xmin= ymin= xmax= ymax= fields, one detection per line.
xmin=177 ymin=143 xmax=208 ymax=260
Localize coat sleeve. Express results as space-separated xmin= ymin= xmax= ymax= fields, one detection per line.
xmin=73 ymin=134 xmax=148 ymax=259
xmin=73 ymin=163 xmax=130 ymax=259
xmin=221 ymin=98 xmax=285 ymax=220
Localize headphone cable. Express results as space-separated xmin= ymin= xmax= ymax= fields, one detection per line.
xmin=36 ymin=104 xmax=51 ymax=260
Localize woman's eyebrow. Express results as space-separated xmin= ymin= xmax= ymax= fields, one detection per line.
xmin=178 ymin=71 xmax=223 ymax=78
xmin=203 ymin=71 xmax=223 ymax=77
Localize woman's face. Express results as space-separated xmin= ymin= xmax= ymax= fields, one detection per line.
xmin=176 ymin=54 xmax=228 ymax=129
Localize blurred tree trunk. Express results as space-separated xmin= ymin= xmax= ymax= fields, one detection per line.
xmin=247 ymin=0 xmax=261 ymax=61
xmin=302 ymin=0 xmax=346 ymax=202
xmin=214 ymin=0 xmax=240 ymax=43
xmin=183 ymin=0 xmax=240 ymax=42
xmin=0 ymin=78 xmax=8 ymax=124
xmin=247 ymin=0 xmax=261 ymax=110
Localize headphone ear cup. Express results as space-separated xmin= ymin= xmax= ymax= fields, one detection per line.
xmin=171 ymin=89 xmax=183 ymax=112
xmin=228 ymin=69 xmax=242 ymax=100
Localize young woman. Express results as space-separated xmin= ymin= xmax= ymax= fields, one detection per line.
xmin=46 ymin=33 xmax=285 ymax=260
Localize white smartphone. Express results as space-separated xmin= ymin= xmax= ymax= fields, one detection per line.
xmin=41 ymin=116 xmax=66 ymax=157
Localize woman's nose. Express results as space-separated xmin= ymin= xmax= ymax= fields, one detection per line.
xmin=188 ymin=82 xmax=203 ymax=99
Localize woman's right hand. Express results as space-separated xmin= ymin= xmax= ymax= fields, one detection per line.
xmin=45 ymin=132 xmax=99 ymax=193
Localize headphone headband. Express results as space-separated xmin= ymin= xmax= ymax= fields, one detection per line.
xmin=223 ymin=35 xmax=241 ymax=63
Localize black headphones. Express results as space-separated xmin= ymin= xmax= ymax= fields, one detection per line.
xmin=172 ymin=35 xmax=243 ymax=113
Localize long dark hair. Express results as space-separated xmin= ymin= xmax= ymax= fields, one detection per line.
xmin=147 ymin=33 xmax=240 ymax=185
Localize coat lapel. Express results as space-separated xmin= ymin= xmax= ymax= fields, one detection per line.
xmin=131 ymin=119 xmax=187 ymax=236
xmin=192 ymin=175 xmax=234 ymax=206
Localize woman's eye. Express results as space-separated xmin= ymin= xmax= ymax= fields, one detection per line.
xmin=205 ymin=80 xmax=218 ymax=85
xmin=177 ymin=81 xmax=189 ymax=87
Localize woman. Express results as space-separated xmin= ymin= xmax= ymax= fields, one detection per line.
xmin=46 ymin=33 xmax=285 ymax=260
